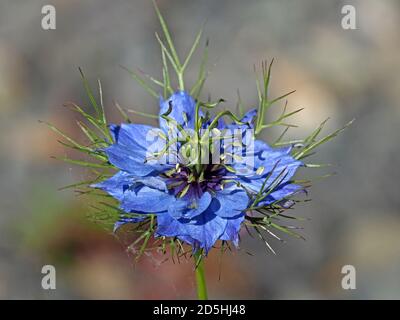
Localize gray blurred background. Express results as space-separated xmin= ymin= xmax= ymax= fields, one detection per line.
xmin=0 ymin=0 xmax=399 ymax=299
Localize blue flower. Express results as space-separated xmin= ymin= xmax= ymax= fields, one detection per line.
xmin=92 ymin=91 xmax=302 ymax=253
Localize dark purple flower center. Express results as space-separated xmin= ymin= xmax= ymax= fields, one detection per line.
xmin=163 ymin=164 xmax=227 ymax=199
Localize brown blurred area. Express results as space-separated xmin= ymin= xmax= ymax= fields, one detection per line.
xmin=0 ymin=0 xmax=399 ymax=299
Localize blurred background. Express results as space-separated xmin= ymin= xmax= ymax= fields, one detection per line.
xmin=0 ymin=0 xmax=399 ymax=299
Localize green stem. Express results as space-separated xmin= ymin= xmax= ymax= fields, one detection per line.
xmin=178 ymin=73 xmax=185 ymax=91
xmin=194 ymin=251 xmax=208 ymax=300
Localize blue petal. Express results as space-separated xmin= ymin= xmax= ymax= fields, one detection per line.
xmin=104 ymin=124 xmax=169 ymax=176
xmin=259 ymin=183 xmax=304 ymax=206
xmin=109 ymin=124 xmax=120 ymax=142
xmin=159 ymin=91 xmax=196 ymax=132
xmin=211 ymin=185 xmax=249 ymax=218
xmin=120 ymin=185 xmax=175 ymax=213
xmin=168 ymin=192 xmax=212 ymax=219
xmin=226 ymin=108 xmax=257 ymax=130
xmin=241 ymin=108 xmax=257 ymax=124
xmin=233 ymin=139 xmax=302 ymax=193
xmin=91 ymin=172 xmax=168 ymax=202
xmin=132 ymin=176 xmax=168 ymax=192
xmin=91 ymin=171 xmax=133 ymax=201
xmin=203 ymin=116 xmax=225 ymax=129
xmin=113 ymin=216 xmax=146 ymax=232
xmin=237 ymin=159 xmax=301 ymax=193
xmin=155 ymin=209 xmax=227 ymax=253
xmin=105 ymin=144 xmax=156 ymax=176
xmin=219 ymin=214 xmax=245 ymax=246
xmin=111 ymin=123 xmax=161 ymax=148
xmin=270 ymin=183 xmax=303 ymax=200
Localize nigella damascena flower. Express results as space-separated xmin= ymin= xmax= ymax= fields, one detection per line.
xmin=45 ymin=2 xmax=352 ymax=300
xmin=92 ymin=91 xmax=302 ymax=253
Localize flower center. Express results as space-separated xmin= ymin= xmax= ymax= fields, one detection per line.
xmin=163 ymin=164 xmax=226 ymax=199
